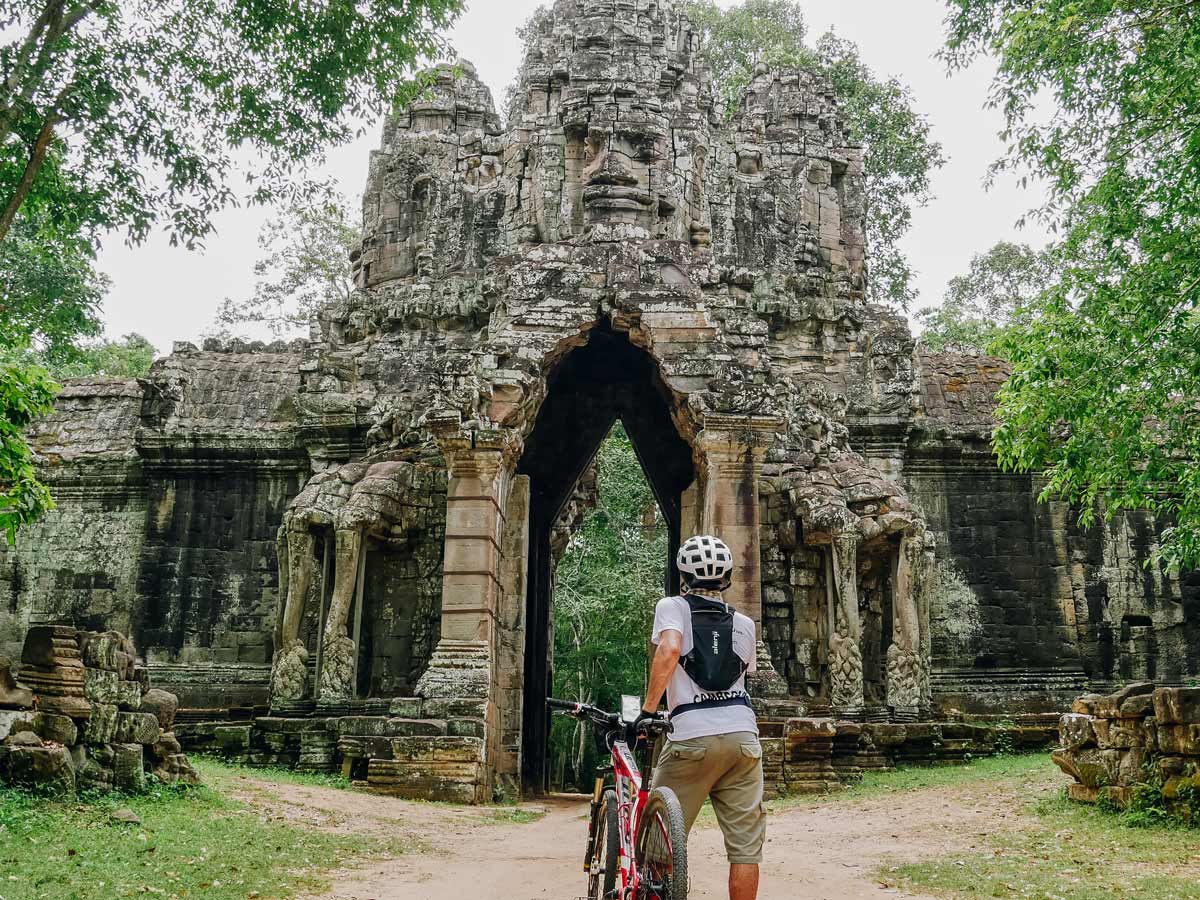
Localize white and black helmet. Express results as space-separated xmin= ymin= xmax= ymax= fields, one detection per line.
xmin=676 ymin=534 xmax=734 ymax=582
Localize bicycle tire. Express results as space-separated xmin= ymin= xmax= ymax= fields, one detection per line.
xmin=588 ymin=789 xmax=619 ymax=899
xmin=635 ymin=785 xmax=688 ymax=900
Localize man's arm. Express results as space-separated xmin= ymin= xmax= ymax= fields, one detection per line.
xmin=643 ymin=628 xmax=683 ymax=714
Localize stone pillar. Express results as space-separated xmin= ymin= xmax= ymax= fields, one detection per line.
xmin=829 ymin=529 xmax=864 ymax=718
xmin=270 ymin=528 xmax=315 ymax=704
xmin=495 ymin=474 xmax=531 ymax=795
xmin=696 ymin=415 xmax=787 ymax=698
xmin=317 ymin=526 xmax=365 ymax=704
xmin=414 ymin=423 xmax=521 ymax=802
xmin=886 ymin=532 xmax=923 ymax=721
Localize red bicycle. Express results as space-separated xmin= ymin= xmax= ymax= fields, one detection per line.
xmin=548 ymin=696 xmax=688 ymax=900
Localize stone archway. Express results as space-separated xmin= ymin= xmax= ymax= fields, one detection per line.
xmin=515 ymin=321 xmax=696 ymax=793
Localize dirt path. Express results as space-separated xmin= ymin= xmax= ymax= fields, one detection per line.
xmin=236 ymin=767 xmax=1057 ymax=900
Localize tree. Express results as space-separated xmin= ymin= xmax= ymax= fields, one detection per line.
xmin=0 ymin=362 xmax=56 ymax=543
xmin=0 ymin=209 xmax=107 ymax=362
xmin=0 ymin=0 xmax=463 ymax=249
xmin=550 ymin=424 xmax=666 ymax=790
xmin=943 ymin=1 xmax=1200 ymax=569
xmin=686 ymin=1 xmax=945 ymax=306
xmin=916 ymin=242 xmax=1054 ymax=354
xmin=214 ymin=192 xmax=357 ymax=339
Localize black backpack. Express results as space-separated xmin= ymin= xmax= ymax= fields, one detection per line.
xmin=678 ymin=594 xmax=748 ymax=692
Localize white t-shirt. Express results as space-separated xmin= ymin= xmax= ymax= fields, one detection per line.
xmin=651 ymin=595 xmax=758 ymax=741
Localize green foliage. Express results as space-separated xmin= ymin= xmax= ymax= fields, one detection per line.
xmin=0 ymin=770 xmax=399 ymax=900
xmin=550 ymin=424 xmax=666 ymax=790
xmin=686 ymin=1 xmax=945 ymax=306
xmin=0 ymin=360 xmax=57 ymax=544
xmin=0 ymin=211 xmax=106 ymax=361
xmin=943 ymin=0 xmax=1200 ymax=569
xmin=214 ymin=190 xmax=357 ymax=338
xmin=917 ymin=241 xmax=1055 ymax=355
xmin=0 ymin=0 xmax=464 ymax=250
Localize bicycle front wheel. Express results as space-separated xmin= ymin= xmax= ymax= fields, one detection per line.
xmin=635 ymin=786 xmax=688 ymax=899
xmin=589 ymin=789 xmax=619 ymax=899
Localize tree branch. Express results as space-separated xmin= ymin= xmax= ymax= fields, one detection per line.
xmin=0 ymin=112 xmax=60 ymax=242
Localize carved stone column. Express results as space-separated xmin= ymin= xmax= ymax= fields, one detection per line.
xmin=886 ymin=531 xmax=923 ymax=720
xmin=829 ymin=529 xmax=864 ymax=718
xmin=414 ymin=423 xmax=521 ymax=801
xmin=269 ymin=528 xmax=316 ymax=703
xmin=317 ymin=526 xmax=365 ymax=703
xmin=696 ymin=415 xmax=788 ymax=698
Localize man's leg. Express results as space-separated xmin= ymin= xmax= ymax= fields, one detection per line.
xmin=707 ymin=733 xmax=765 ymax=900
xmin=729 ymin=863 xmax=759 ymax=900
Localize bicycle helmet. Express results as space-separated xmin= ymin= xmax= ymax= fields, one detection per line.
xmin=676 ymin=534 xmax=734 ymax=585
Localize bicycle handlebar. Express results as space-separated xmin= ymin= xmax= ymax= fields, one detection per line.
xmin=546 ymin=697 xmax=673 ymax=736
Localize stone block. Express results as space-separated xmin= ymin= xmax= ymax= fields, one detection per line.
xmin=31 ymin=712 xmax=78 ymax=746
xmin=83 ymin=668 xmax=120 ymax=704
xmin=114 ymin=712 xmax=161 ymax=745
xmin=1157 ymin=723 xmax=1200 ymax=756
xmin=1118 ymin=693 xmax=1156 ymax=720
xmin=83 ymin=703 xmax=118 ymax=744
xmin=213 ymin=725 xmax=252 ymax=752
xmin=37 ymin=695 xmax=92 ymax=718
xmin=386 ymin=718 xmax=447 ymax=737
xmin=140 ymin=689 xmax=178 ymax=731
xmin=0 ymin=742 xmax=75 ymax=796
xmin=0 ymin=709 xmax=33 ymax=741
xmin=1153 ymin=687 xmax=1200 ymax=726
xmin=21 ymin=626 xmax=82 ymax=668
xmin=115 ymin=680 xmax=142 ymax=710
xmin=0 ymin=661 xmax=33 ymax=709
xmin=420 ymin=697 xmax=486 ymax=718
xmin=1093 ymin=683 xmax=1154 ymax=718
xmin=447 ymin=718 xmax=486 ymax=738
xmin=17 ymin=663 xmax=85 ymax=698
xmin=1059 ymin=714 xmax=1096 ymax=751
xmin=79 ymin=631 xmax=135 ymax=677
xmin=1093 ymin=718 xmax=1144 ymax=750
xmin=1072 ymin=694 xmax=1103 ymax=716
xmin=111 ymin=743 xmax=145 ymax=792
xmin=152 ymin=753 xmax=199 ymax=786
xmin=338 ymin=716 xmax=388 ymax=737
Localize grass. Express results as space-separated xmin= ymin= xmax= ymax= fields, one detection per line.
xmin=0 ymin=767 xmax=399 ymax=900
xmin=484 ymin=807 xmax=546 ymax=825
xmin=882 ymin=783 xmax=1200 ymax=899
xmin=191 ymin=755 xmax=352 ymax=792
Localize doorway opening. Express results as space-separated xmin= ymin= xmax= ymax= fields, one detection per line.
xmin=517 ymin=322 xmax=695 ymax=794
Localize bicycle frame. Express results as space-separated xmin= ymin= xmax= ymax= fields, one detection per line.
xmin=605 ymin=732 xmax=651 ymax=898
xmin=554 ymin=698 xmax=673 ymax=900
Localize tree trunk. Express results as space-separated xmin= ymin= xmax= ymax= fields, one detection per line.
xmin=0 ymin=116 xmax=57 ymax=242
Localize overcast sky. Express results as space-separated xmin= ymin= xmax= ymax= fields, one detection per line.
xmin=95 ymin=0 xmax=1052 ymax=354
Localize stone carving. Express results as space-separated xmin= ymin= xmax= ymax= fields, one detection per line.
xmin=0 ymin=626 xmax=198 ymax=796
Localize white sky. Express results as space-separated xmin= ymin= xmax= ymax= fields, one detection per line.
xmin=95 ymin=0 xmax=1052 ymax=354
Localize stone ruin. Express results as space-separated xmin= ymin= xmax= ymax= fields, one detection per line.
xmin=1 ymin=0 xmax=1196 ymax=802
xmin=0 ymin=626 xmax=197 ymax=795
xmin=1055 ymin=684 xmax=1200 ymax=819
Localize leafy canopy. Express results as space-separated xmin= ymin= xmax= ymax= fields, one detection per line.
xmin=943 ymin=0 xmax=1200 ymax=568
xmin=686 ymin=1 xmax=945 ymax=306
xmin=550 ymin=424 xmax=665 ymax=790
xmin=0 ymin=0 xmax=463 ymax=249
xmin=917 ymin=241 xmax=1055 ymax=354
xmin=214 ymin=191 xmax=357 ymax=339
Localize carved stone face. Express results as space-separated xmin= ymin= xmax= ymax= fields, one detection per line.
xmin=579 ymin=123 xmax=666 ymax=230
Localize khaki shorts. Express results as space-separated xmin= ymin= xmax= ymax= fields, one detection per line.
xmin=650 ymin=731 xmax=766 ymax=865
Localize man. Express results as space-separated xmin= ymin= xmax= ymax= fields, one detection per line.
xmin=639 ymin=534 xmax=764 ymax=900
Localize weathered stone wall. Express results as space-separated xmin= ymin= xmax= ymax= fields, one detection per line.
xmin=889 ymin=352 xmax=1199 ymax=713
xmin=0 ymin=344 xmax=311 ymax=707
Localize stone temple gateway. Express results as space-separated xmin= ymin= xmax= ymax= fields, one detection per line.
xmin=2 ymin=0 xmax=1196 ymax=801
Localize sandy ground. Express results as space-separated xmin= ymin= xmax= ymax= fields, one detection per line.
xmin=232 ymin=766 xmax=1057 ymax=900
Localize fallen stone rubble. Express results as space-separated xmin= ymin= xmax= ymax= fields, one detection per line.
xmin=1054 ymin=683 xmax=1200 ymax=817
xmin=0 ymin=626 xmax=198 ymax=796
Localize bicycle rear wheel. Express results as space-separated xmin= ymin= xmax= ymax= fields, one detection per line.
xmin=635 ymin=786 xmax=688 ymax=899
xmin=588 ymin=789 xmax=619 ymax=899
